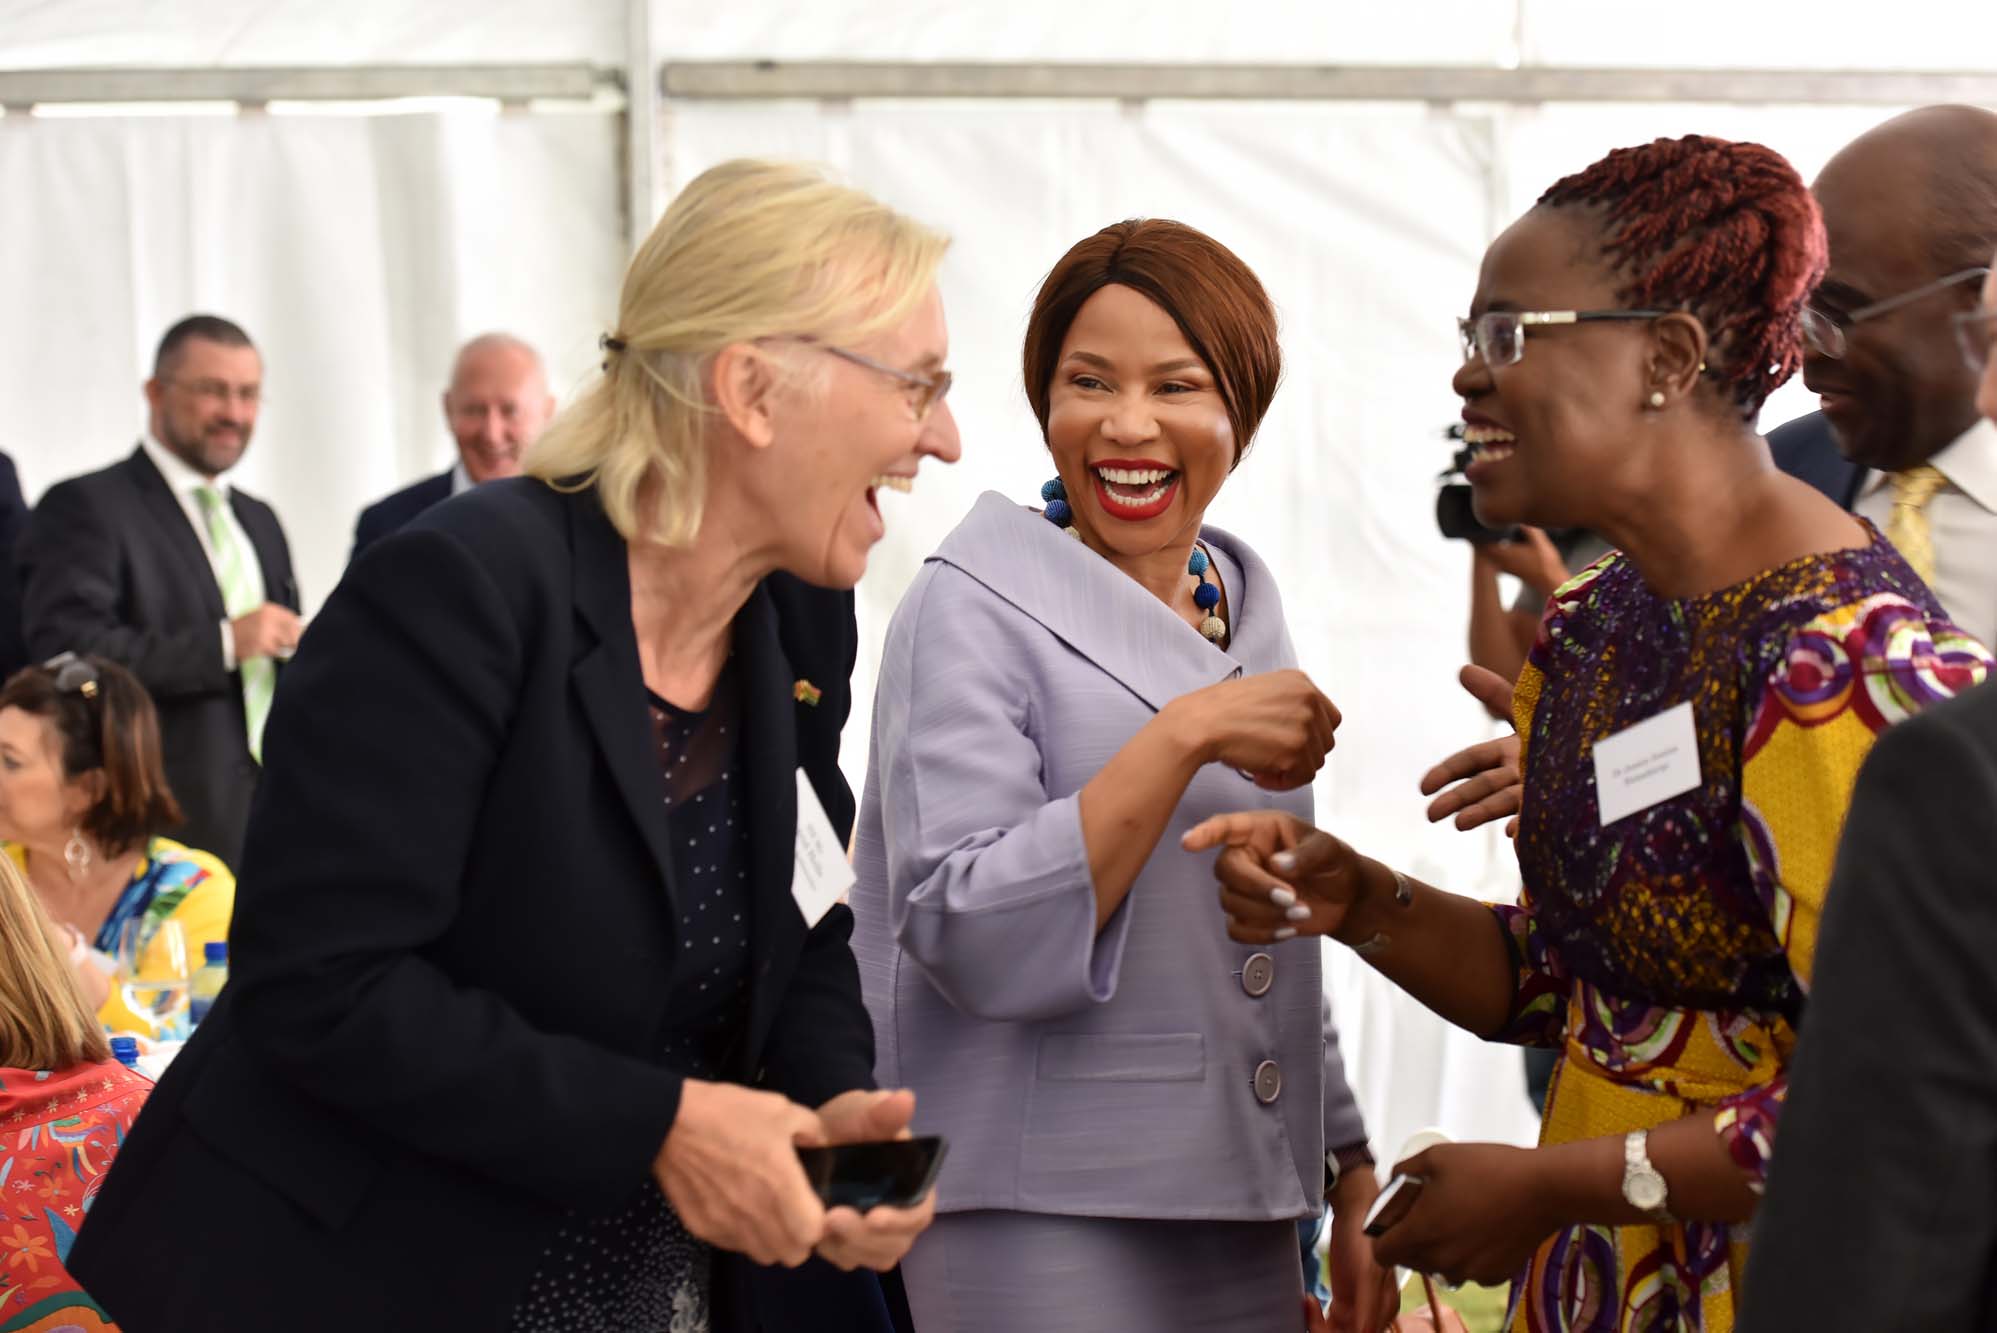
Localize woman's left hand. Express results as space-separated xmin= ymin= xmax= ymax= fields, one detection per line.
xmin=811 ymin=1088 xmax=939 ymax=1272
xmin=1369 ymin=1143 xmax=1560 ymax=1287
xmin=1326 ymin=1170 xmax=1403 ymax=1332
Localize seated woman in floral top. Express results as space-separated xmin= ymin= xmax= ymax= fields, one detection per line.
xmin=0 ymin=655 xmax=232 ymax=1033
xmin=1187 ymin=134 xmax=1991 ymax=1331
xmin=0 ymin=844 xmax=151 ymax=1329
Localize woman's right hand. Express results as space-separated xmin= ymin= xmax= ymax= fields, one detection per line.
xmin=653 ymin=1079 xmax=827 ymax=1267
xmin=1421 ymin=667 xmax=1523 ymax=836
xmin=1172 ymin=668 xmax=1341 ymax=790
xmin=1182 ymin=810 xmax=1375 ymax=944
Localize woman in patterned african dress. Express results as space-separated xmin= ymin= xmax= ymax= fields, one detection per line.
xmin=1184 ymin=135 xmax=1992 ymax=1332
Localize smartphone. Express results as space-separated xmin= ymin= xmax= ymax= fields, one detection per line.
xmin=796 ymin=1136 xmax=948 ymax=1211
xmin=1362 ymin=1172 xmax=1425 ymax=1237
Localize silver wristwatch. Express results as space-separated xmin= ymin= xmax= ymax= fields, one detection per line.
xmin=1621 ymin=1129 xmax=1673 ymax=1223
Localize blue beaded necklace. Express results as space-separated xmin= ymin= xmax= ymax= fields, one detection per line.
xmin=1040 ymin=476 xmax=1227 ymax=643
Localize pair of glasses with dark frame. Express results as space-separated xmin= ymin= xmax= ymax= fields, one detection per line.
xmin=1801 ymin=267 xmax=1992 ymax=360
xmin=1456 ymin=309 xmax=1672 ymax=368
xmin=43 ymin=652 xmax=100 ymax=700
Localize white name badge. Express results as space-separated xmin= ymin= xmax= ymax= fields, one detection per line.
xmin=1592 ymin=701 xmax=1702 ymax=827
xmin=792 ymin=768 xmax=856 ymax=928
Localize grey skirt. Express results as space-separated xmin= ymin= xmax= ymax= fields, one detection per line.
xmin=900 ymin=1211 xmax=1305 ymax=1332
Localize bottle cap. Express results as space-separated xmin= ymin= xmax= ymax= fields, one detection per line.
xmin=203 ymin=941 xmax=229 ymax=964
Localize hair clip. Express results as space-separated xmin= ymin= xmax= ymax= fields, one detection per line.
xmin=599 ymin=333 xmax=627 ymax=354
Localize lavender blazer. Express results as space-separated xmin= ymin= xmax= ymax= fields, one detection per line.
xmin=850 ymin=492 xmax=1367 ymax=1222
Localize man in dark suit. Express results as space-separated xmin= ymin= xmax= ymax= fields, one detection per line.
xmin=1738 ymin=677 xmax=1997 ymax=1328
xmin=351 ymin=332 xmax=555 ymax=557
xmin=1765 ymin=409 xmax=1863 ymax=508
xmin=18 ymin=315 xmax=299 ymax=868
xmin=0 ymin=451 xmax=32 ymax=680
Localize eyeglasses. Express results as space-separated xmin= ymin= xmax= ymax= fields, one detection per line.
xmin=1952 ymin=308 xmax=1997 ymax=373
xmin=43 ymin=652 xmax=100 ymax=701
xmin=165 ymin=378 xmax=262 ymax=408
xmin=811 ymin=343 xmax=953 ymax=421
xmin=1800 ymin=267 xmax=1991 ymax=360
xmin=1457 ymin=309 xmax=1671 ymax=369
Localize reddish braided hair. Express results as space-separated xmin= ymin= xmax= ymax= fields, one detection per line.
xmin=1538 ymin=135 xmax=1827 ymax=418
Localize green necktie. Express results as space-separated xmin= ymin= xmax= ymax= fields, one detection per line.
xmin=193 ymin=486 xmax=274 ymax=762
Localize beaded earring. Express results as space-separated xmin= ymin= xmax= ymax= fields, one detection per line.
xmin=1040 ymin=476 xmax=1228 ymax=643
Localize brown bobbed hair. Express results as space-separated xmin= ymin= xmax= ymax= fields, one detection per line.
xmin=0 ymin=656 xmax=182 ymax=858
xmin=1023 ymin=219 xmax=1282 ymax=466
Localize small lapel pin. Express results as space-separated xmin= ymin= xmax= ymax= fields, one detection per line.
xmin=793 ymin=679 xmax=822 ymax=707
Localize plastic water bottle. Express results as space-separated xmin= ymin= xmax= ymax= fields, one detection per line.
xmin=189 ymin=941 xmax=229 ymax=1026
xmin=110 ymin=1035 xmax=141 ymax=1070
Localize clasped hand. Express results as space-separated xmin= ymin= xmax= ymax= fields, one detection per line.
xmin=654 ymin=1081 xmax=935 ymax=1271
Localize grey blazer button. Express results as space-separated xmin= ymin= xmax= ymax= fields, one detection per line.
xmin=1253 ymin=1059 xmax=1282 ymax=1104
xmin=1241 ymin=952 xmax=1275 ymax=997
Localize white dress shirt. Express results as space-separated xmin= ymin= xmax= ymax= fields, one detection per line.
xmin=1855 ymin=416 xmax=1997 ymax=649
xmin=449 ymin=459 xmax=473 ymax=496
xmin=140 ymin=433 xmax=266 ymax=669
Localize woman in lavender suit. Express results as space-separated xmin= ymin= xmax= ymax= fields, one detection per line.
xmin=850 ymin=221 xmax=1397 ymax=1332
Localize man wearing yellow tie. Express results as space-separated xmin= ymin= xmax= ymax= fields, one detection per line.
xmin=1802 ymin=105 xmax=1997 ymax=649
xmin=18 ymin=315 xmax=300 ymax=869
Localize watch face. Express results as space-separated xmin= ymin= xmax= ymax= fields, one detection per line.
xmin=1628 ymin=1169 xmax=1668 ymax=1212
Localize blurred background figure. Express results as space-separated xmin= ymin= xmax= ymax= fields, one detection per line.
xmin=1803 ymin=104 xmax=1997 ymax=646
xmin=17 ymin=315 xmax=300 ymax=869
xmin=351 ymin=332 xmax=557 ymax=556
xmin=0 ymin=846 xmax=152 ymax=1332
xmin=0 ymin=452 xmax=29 ymax=681
xmin=0 ymin=653 xmax=233 ymax=1035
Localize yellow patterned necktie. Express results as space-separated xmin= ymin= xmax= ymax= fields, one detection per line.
xmin=1885 ymin=464 xmax=1948 ymax=586
xmin=194 ymin=485 xmax=275 ymax=762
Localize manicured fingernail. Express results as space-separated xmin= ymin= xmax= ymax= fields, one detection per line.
xmin=1271 ymin=851 xmax=1296 ymax=874
xmin=1286 ymin=904 xmax=1311 ymax=921
xmin=1269 ymin=885 xmax=1296 ymax=907
xmin=1274 ymin=926 xmax=1298 ymax=940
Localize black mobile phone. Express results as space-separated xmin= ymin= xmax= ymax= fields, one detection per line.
xmin=796 ymin=1136 xmax=948 ymax=1211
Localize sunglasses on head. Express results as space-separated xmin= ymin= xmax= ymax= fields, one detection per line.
xmin=43 ymin=652 xmax=100 ymax=701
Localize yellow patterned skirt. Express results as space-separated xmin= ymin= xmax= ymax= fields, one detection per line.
xmin=1504 ymin=988 xmax=1793 ymax=1333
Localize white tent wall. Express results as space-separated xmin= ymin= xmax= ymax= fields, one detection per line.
xmin=0 ymin=108 xmax=624 ymax=609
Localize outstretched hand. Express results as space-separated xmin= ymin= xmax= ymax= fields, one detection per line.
xmin=1420 ymin=667 xmax=1522 ymax=837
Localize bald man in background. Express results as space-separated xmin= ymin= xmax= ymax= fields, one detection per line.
xmin=1801 ymin=104 xmax=1997 ymax=646
xmin=351 ymin=333 xmax=556 ymax=557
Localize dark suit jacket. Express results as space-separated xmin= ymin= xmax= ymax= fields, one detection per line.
xmin=68 ymin=478 xmax=874 ymax=1331
xmin=0 ymin=452 xmax=31 ymax=679
xmin=351 ymin=467 xmax=453 ymax=559
xmin=1738 ymin=678 xmax=1997 ymax=1329
xmin=1767 ymin=410 xmax=1863 ymax=509
xmin=17 ymin=446 xmax=295 ymax=868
